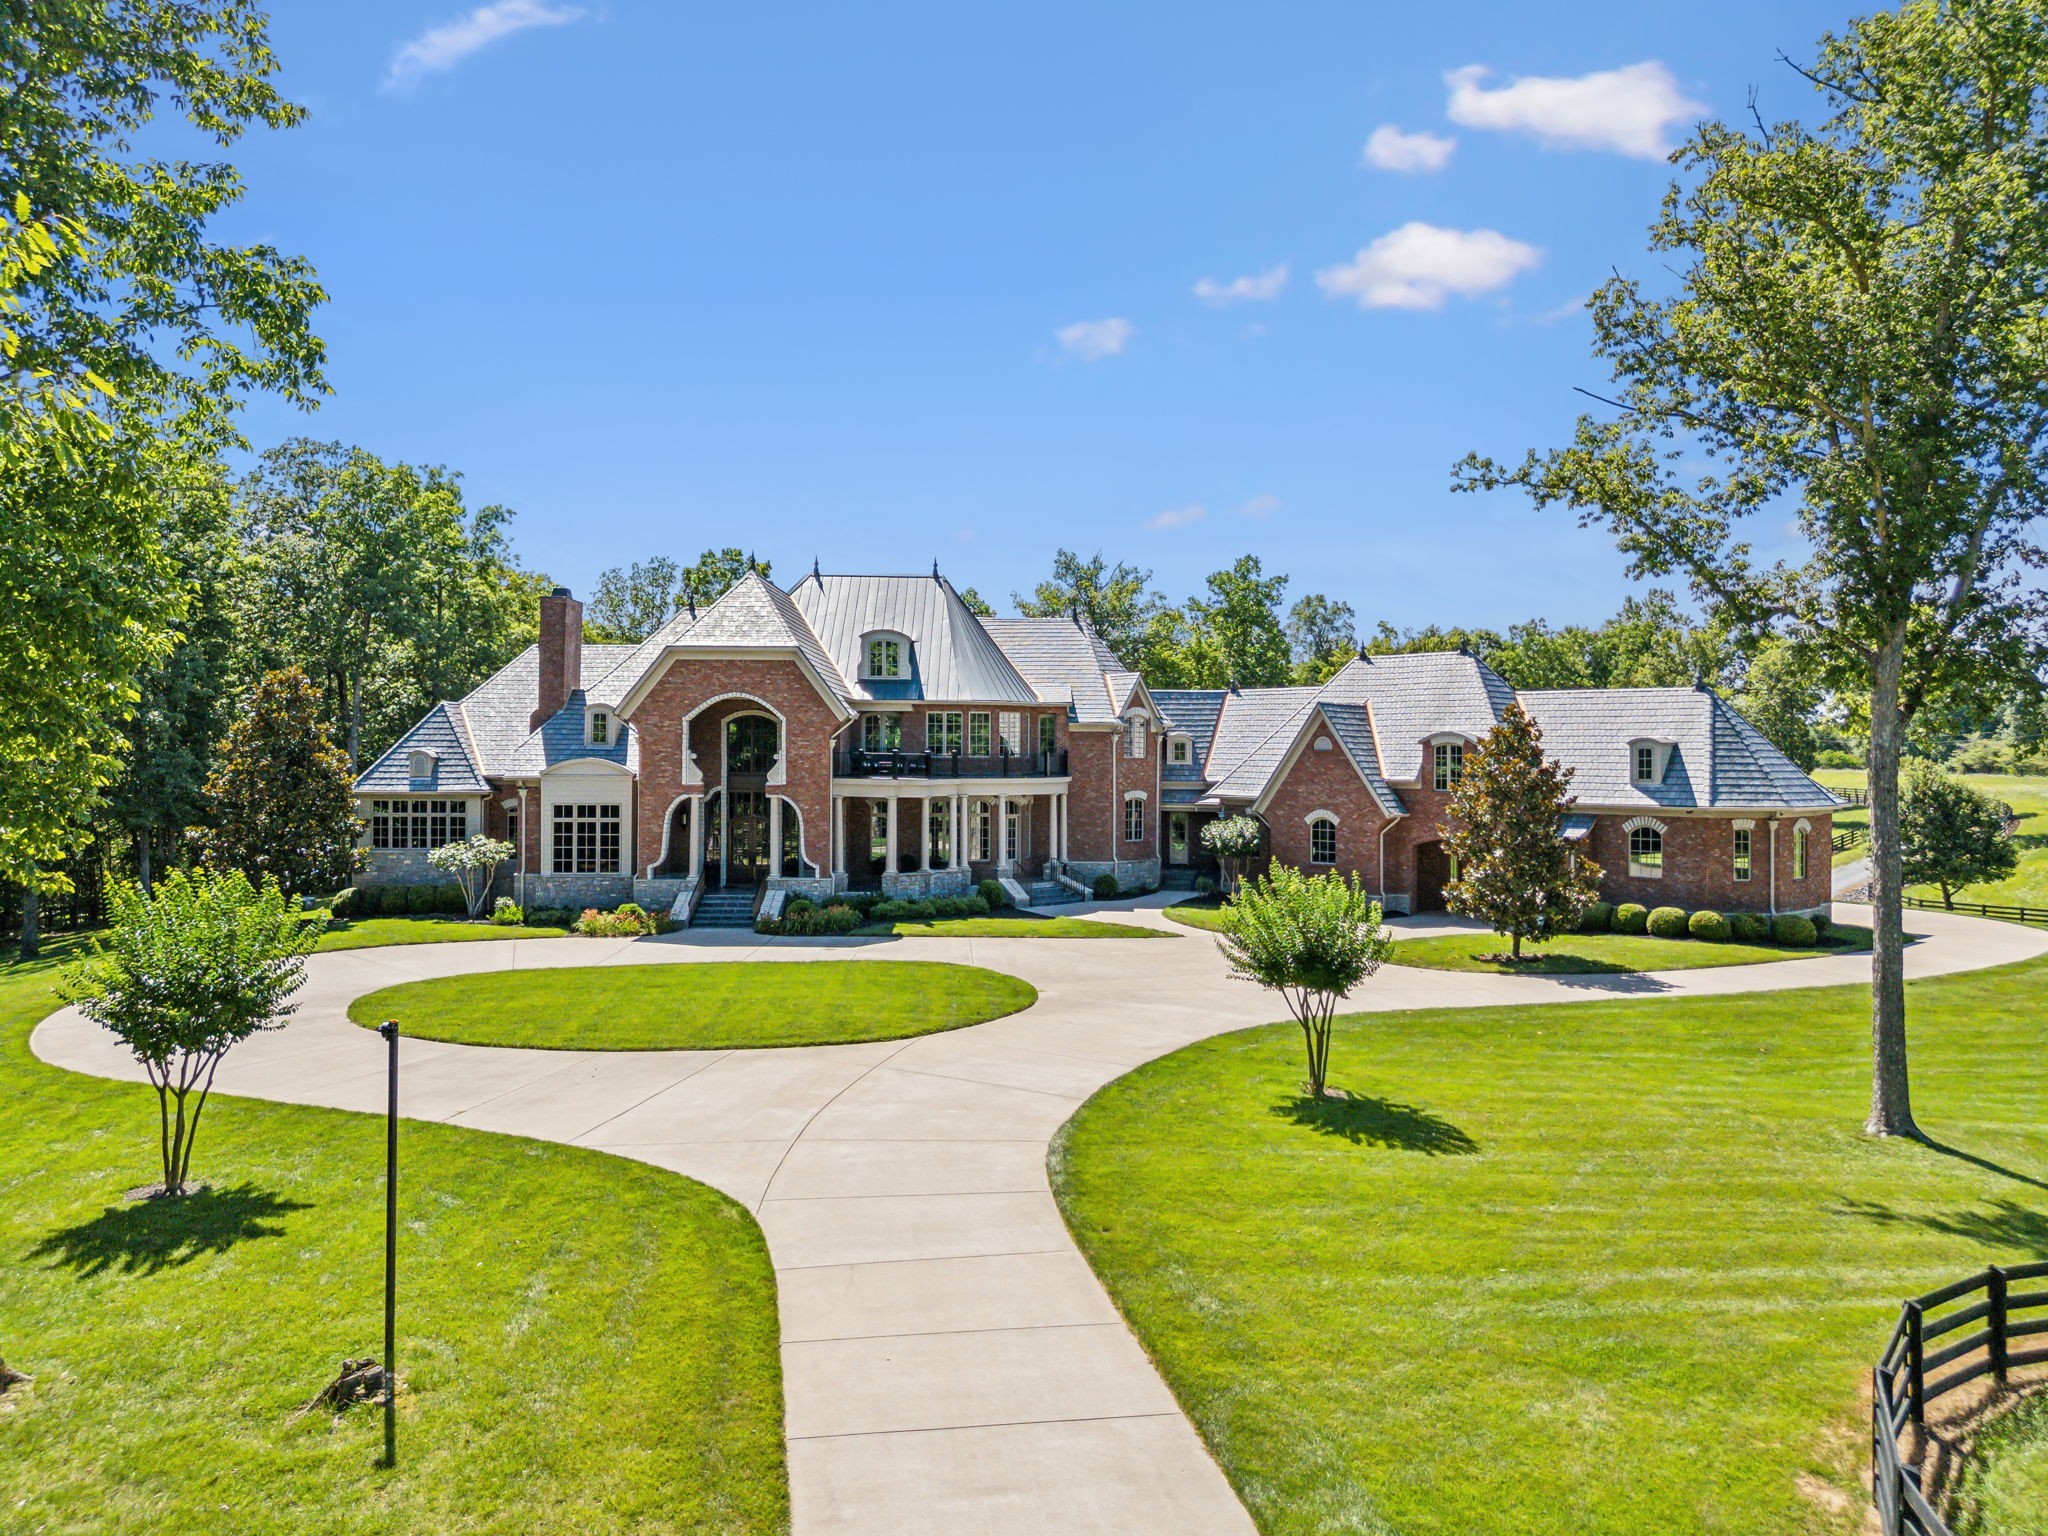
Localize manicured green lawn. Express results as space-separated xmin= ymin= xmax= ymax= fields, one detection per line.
xmin=1389 ymin=926 xmax=1872 ymax=975
xmin=314 ymin=915 xmax=570 ymax=951
xmin=1162 ymin=895 xmax=1233 ymax=932
xmin=1053 ymin=957 xmax=2048 ymax=1536
xmin=0 ymin=939 xmax=785 ymax=1535
xmin=350 ymin=960 xmax=1037 ymax=1050
xmin=1819 ymin=767 xmax=2048 ymax=906
xmin=855 ymin=914 xmax=1168 ymax=938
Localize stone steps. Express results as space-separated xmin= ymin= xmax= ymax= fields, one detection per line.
xmin=692 ymin=892 xmax=758 ymax=929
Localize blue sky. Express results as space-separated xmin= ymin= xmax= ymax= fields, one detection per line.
xmin=220 ymin=0 xmax=1856 ymax=628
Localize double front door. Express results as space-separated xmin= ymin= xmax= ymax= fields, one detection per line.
xmin=719 ymin=790 xmax=771 ymax=888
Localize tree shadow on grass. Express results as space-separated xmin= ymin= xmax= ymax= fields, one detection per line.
xmin=1922 ymin=1138 xmax=2048 ymax=1193
xmin=1831 ymin=1195 xmax=2048 ymax=1256
xmin=1271 ymin=1093 xmax=1479 ymax=1155
xmin=30 ymin=1183 xmax=311 ymax=1279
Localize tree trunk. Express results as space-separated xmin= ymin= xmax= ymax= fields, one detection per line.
xmin=347 ymin=669 xmax=362 ymax=773
xmin=1865 ymin=635 xmax=1920 ymax=1139
xmin=138 ymin=828 xmax=153 ymax=895
xmin=18 ymin=881 xmax=38 ymax=962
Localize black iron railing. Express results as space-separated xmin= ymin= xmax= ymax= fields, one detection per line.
xmin=1871 ymin=1261 xmax=2048 ymax=1535
xmin=835 ymin=748 xmax=1068 ymax=780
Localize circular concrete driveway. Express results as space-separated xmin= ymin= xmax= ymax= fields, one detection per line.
xmin=32 ymin=901 xmax=2048 ymax=1536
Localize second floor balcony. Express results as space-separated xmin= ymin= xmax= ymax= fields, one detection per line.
xmin=835 ymin=746 xmax=1069 ymax=781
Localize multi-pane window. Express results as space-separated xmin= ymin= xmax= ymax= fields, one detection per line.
xmin=862 ymin=713 xmax=901 ymax=752
xmin=866 ymin=636 xmax=903 ymax=678
xmin=589 ymin=710 xmax=609 ymax=745
xmin=930 ymin=798 xmax=953 ymax=866
xmin=1309 ymin=816 xmax=1337 ymax=865
xmin=1433 ymin=742 xmax=1463 ymax=791
xmin=368 ymin=798 xmax=469 ymax=850
xmin=1125 ymin=714 xmax=1148 ymax=759
xmin=1635 ymin=745 xmax=1658 ymax=783
xmin=1170 ymin=737 xmax=1191 ymax=765
xmin=969 ymin=711 xmax=992 ymax=755
xmin=1793 ymin=825 xmax=1810 ymax=880
xmin=1039 ymin=715 xmax=1058 ymax=759
xmin=1628 ymin=823 xmax=1664 ymax=878
xmin=1123 ymin=794 xmax=1146 ymax=842
xmin=1733 ymin=826 xmax=1753 ymax=882
xmin=999 ymin=711 xmax=1022 ymax=754
xmin=972 ymin=800 xmax=993 ymax=860
xmin=870 ymin=800 xmax=890 ymax=862
xmin=551 ymin=803 xmax=621 ymax=874
xmin=505 ymin=808 xmax=520 ymax=866
xmin=928 ymin=711 xmax=963 ymax=755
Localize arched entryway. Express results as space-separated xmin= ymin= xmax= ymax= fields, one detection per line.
xmin=1414 ymin=840 xmax=1452 ymax=912
xmin=653 ymin=797 xmax=693 ymax=877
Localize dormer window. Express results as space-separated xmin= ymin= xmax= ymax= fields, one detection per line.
xmin=1630 ymin=739 xmax=1674 ymax=785
xmin=589 ymin=710 xmax=610 ymax=746
xmin=1433 ymin=741 xmax=1464 ymax=792
xmin=1168 ymin=734 xmax=1193 ymax=766
xmin=408 ymin=749 xmax=436 ymax=781
xmin=863 ymin=633 xmax=908 ymax=679
xmin=1635 ymin=744 xmax=1655 ymax=782
xmin=1124 ymin=713 xmax=1149 ymax=759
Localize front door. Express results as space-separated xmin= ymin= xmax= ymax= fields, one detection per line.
xmin=1414 ymin=840 xmax=1451 ymax=912
xmin=1167 ymin=812 xmax=1190 ymax=865
xmin=724 ymin=791 xmax=771 ymax=888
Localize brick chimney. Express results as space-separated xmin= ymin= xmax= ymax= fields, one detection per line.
xmin=532 ymin=586 xmax=583 ymax=729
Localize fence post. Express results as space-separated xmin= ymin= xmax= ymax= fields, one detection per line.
xmin=1905 ymin=1300 xmax=1925 ymax=1427
xmin=1988 ymin=1266 xmax=2008 ymax=1386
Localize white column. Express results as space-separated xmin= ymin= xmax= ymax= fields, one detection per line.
xmin=689 ymin=793 xmax=706 ymax=878
xmin=767 ymin=795 xmax=783 ymax=882
xmin=919 ymin=797 xmax=931 ymax=871
xmin=829 ymin=792 xmax=842 ymax=876
xmin=883 ymin=795 xmax=897 ymax=873
xmin=997 ymin=794 xmax=1012 ymax=872
xmin=956 ymin=794 xmax=968 ymax=866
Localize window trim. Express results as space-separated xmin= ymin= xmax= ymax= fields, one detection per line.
xmin=861 ymin=712 xmax=902 ymax=753
xmin=1792 ymin=818 xmax=1812 ymax=880
xmin=861 ymin=631 xmax=910 ymax=680
xmin=1124 ymin=713 xmax=1149 ymax=760
xmin=968 ymin=711 xmax=992 ymax=756
xmin=587 ymin=709 xmax=609 ymax=747
xmin=1123 ymin=790 xmax=1148 ymax=843
xmin=549 ymin=801 xmax=622 ymax=875
xmin=368 ymin=797 xmax=470 ymax=851
xmin=407 ymin=748 xmax=437 ymax=781
xmin=1732 ymin=820 xmax=1754 ymax=882
xmin=928 ymin=710 xmax=963 ymax=756
xmin=1167 ymin=733 xmax=1193 ymax=766
xmin=1306 ymin=809 xmax=1338 ymax=866
xmin=1624 ymin=815 xmax=1667 ymax=880
xmin=1433 ymin=740 xmax=1464 ymax=792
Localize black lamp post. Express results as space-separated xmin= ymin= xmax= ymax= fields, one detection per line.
xmin=376 ymin=1020 xmax=399 ymax=1468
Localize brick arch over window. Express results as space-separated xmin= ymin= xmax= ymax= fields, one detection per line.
xmin=1624 ymin=815 xmax=1667 ymax=878
xmin=1304 ymin=808 xmax=1339 ymax=866
xmin=677 ymin=691 xmax=788 ymax=787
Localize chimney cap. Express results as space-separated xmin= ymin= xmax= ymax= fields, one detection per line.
xmin=549 ymin=585 xmax=573 ymax=599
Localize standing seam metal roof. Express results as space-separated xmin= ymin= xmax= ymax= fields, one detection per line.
xmin=788 ymin=574 xmax=1037 ymax=703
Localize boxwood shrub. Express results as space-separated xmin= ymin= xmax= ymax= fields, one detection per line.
xmin=1613 ymin=902 xmax=1649 ymax=935
xmin=1772 ymin=914 xmax=1818 ymax=948
xmin=1687 ymin=910 xmax=1730 ymax=942
xmin=1729 ymin=911 xmax=1770 ymax=943
xmin=1092 ymin=874 xmax=1120 ymax=900
xmin=979 ymin=878 xmax=1008 ymax=909
xmin=1646 ymin=906 xmax=1690 ymax=939
xmin=1578 ymin=901 xmax=1614 ymax=934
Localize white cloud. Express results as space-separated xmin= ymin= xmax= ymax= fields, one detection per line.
xmin=1444 ymin=61 xmax=1702 ymax=160
xmin=1056 ymin=317 xmax=1134 ymax=360
xmin=1147 ymin=503 xmax=1206 ymax=531
xmin=1316 ymin=222 xmax=1541 ymax=312
xmin=1238 ymin=493 xmax=1281 ymax=519
xmin=1361 ymin=125 xmax=1456 ymax=174
xmin=1192 ymin=265 xmax=1289 ymax=305
xmin=386 ymin=1 xmax=583 ymax=88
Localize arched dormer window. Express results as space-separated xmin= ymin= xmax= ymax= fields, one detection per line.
xmin=587 ymin=709 xmax=610 ymax=746
xmin=1629 ymin=739 xmax=1676 ymax=786
xmin=862 ymin=632 xmax=910 ymax=680
xmin=1124 ymin=712 xmax=1149 ymax=760
xmin=1167 ymin=733 xmax=1193 ymax=766
xmin=408 ymin=748 xmax=437 ymax=782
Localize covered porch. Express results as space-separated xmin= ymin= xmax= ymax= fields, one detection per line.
xmin=831 ymin=785 xmax=1075 ymax=895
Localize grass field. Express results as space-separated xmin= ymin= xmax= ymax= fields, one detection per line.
xmin=1388 ymin=925 xmax=1872 ymax=975
xmin=1053 ymin=957 xmax=2048 ymax=1536
xmin=349 ymin=959 xmax=1037 ymax=1050
xmin=855 ymin=914 xmax=1167 ymax=938
xmin=1818 ymin=767 xmax=2048 ymax=905
xmin=0 ymin=939 xmax=786 ymax=1535
xmin=313 ymin=915 xmax=570 ymax=951
xmin=1162 ymin=895 xmax=1233 ymax=932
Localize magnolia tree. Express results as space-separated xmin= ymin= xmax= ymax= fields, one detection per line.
xmin=428 ymin=834 xmax=516 ymax=918
xmin=1442 ymin=702 xmax=1602 ymax=959
xmin=60 ymin=870 xmax=322 ymax=1197
xmin=1216 ymin=867 xmax=1392 ymax=1098
xmin=1200 ymin=814 xmax=1266 ymax=893
xmin=1900 ymin=762 xmax=2018 ymax=910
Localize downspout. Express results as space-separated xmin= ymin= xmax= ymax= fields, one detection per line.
xmin=518 ymin=783 xmax=532 ymax=912
xmin=1767 ymin=817 xmax=1779 ymax=916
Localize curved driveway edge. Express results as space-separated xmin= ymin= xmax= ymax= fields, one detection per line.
xmin=32 ymin=902 xmax=2048 ymax=1536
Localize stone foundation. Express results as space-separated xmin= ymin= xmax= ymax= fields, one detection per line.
xmin=880 ymin=868 xmax=974 ymax=900
xmin=1062 ymin=857 xmax=1161 ymax=893
xmin=524 ymin=874 xmax=634 ymax=910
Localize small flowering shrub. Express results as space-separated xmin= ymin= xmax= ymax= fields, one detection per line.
xmin=489 ymin=898 xmax=524 ymax=926
xmin=573 ymin=902 xmax=658 ymax=938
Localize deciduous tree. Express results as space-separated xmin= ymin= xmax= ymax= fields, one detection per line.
xmin=198 ymin=668 xmax=360 ymax=898
xmin=60 ymin=870 xmax=321 ymax=1196
xmin=1441 ymin=703 xmax=1602 ymax=958
xmin=1286 ymin=593 xmax=1358 ymax=685
xmin=1456 ymin=1 xmax=2048 ymax=1135
xmin=1900 ymin=761 xmax=2018 ymax=909
xmin=428 ymin=835 xmax=516 ymax=919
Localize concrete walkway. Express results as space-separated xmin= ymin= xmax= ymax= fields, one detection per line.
xmin=31 ymin=901 xmax=2048 ymax=1536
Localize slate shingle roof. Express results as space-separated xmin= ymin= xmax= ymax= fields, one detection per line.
xmin=979 ymin=617 xmax=1128 ymax=721
xmin=1152 ymin=689 xmax=1226 ymax=782
xmin=355 ymin=702 xmax=489 ymax=793
xmin=1319 ymin=652 xmax=1515 ymax=783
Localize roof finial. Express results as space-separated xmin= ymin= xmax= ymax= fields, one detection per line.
xmin=812 ymin=556 xmax=821 ymax=581
xmin=932 ymin=558 xmax=941 ymax=581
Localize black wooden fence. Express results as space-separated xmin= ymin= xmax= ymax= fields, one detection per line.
xmin=1900 ymin=894 xmax=2048 ymax=929
xmin=1871 ymin=1261 xmax=2048 ymax=1535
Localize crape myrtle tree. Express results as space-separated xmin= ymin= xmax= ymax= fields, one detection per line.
xmin=1900 ymin=760 xmax=2018 ymax=908
xmin=1200 ymin=813 xmax=1266 ymax=894
xmin=429 ymin=835 xmax=516 ymax=919
xmin=1456 ymin=0 xmax=2048 ymax=1137
xmin=1442 ymin=702 xmax=1603 ymax=959
xmin=61 ymin=870 xmax=322 ymax=1197
xmin=1216 ymin=868 xmax=1393 ymax=1099
xmin=198 ymin=668 xmax=361 ymax=898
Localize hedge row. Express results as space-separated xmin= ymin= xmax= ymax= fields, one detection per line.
xmin=1578 ymin=900 xmax=1828 ymax=948
xmin=330 ymin=883 xmax=467 ymax=917
xmin=756 ymin=884 xmax=1006 ymax=935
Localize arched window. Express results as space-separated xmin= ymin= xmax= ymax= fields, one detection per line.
xmin=1125 ymin=713 xmax=1149 ymax=759
xmin=408 ymin=748 xmax=436 ymax=781
xmin=778 ymin=797 xmax=809 ymax=877
xmin=726 ymin=714 xmax=778 ymax=775
xmin=862 ymin=632 xmax=910 ymax=679
xmin=1793 ymin=819 xmax=1811 ymax=880
xmin=1307 ymin=811 xmax=1337 ymax=866
xmin=1123 ymin=792 xmax=1147 ymax=842
xmin=1626 ymin=818 xmax=1665 ymax=878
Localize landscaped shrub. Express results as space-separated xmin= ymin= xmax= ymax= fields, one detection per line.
xmin=1613 ymin=902 xmax=1649 ymax=934
xmin=1772 ymin=914 xmax=1818 ymax=948
xmin=328 ymin=887 xmax=360 ymax=918
xmin=1194 ymin=876 xmax=1216 ymax=896
xmin=1729 ymin=912 xmax=1770 ymax=942
xmin=489 ymin=898 xmax=524 ymax=926
xmin=574 ymin=903 xmax=657 ymax=938
xmin=820 ymin=904 xmax=862 ymax=935
xmin=1814 ymin=748 xmax=1862 ymax=769
xmin=1688 ymin=910 xmax=1730 ymax=942
xmin=1092 ymin=874 xmax=1120 ymax=900
xmin=961 ymin=894 xmax=990 ymax=916
xmin=979 ymin=878 xmax=1008 ymax=909
xmin=1577 ymin=901 xmax=1614 ymax=934
xmin=1646 ymin=906 xmax=1689 ymax=939
xmin=1809 ymin=911 xmax=1832 ymax=942
xmin=785 ymin=896 xmax=816 ymax=917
